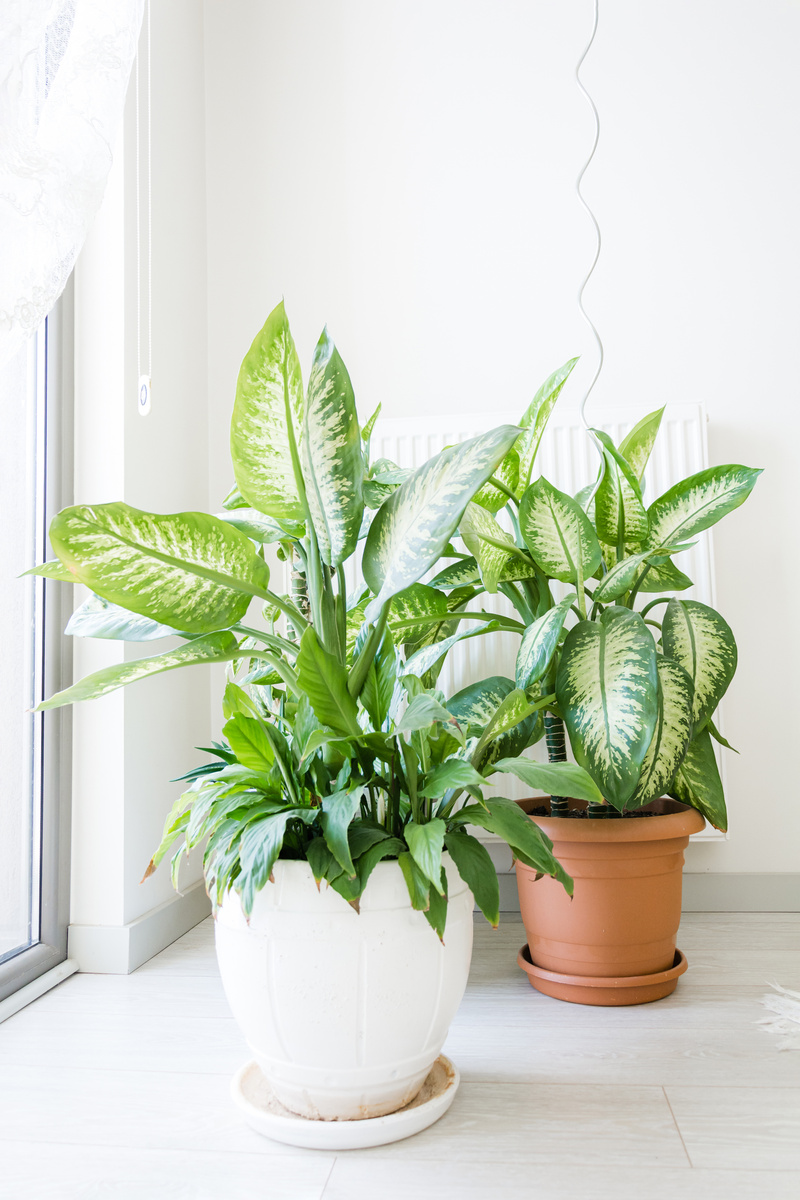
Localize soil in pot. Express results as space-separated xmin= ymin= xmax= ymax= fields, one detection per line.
xmin=515 ymin=796 xmax=704 ymax=1005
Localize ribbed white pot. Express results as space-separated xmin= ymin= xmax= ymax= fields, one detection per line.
xmin=214 ymin=852 xmax=473 ymax=1121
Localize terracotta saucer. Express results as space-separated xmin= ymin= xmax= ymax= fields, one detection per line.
xmin=517 ymin=944 xmax=689 ymax=1006
xmin=230 ymin=1055 xmax=459 ymax=1149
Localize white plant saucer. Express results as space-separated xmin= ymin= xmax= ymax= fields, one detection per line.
xmin=230 ymin=1056 xmax=460 ymax=1150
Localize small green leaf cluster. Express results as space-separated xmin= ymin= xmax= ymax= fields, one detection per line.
xmin=454 ymin=374 xmax=760 ymax=828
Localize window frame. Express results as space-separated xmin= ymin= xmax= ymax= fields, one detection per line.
xmin=0 ymin=284 xmax=74 ymax=1003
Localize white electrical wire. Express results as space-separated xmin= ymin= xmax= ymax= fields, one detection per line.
xmin=575 ymin=0 xmax=604 ymax=451
xmin=135 ymin=0 xmax=152 ymax=415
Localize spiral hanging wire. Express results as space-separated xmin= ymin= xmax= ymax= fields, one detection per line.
xmin=575 ymin=0 xmax=605 ymax=469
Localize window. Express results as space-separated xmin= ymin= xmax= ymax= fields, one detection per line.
xmin=0 ymin=289 xmax=73 ymax=1003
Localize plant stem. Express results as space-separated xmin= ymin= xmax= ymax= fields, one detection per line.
xmin=544 ymin=712 xmax=570 ymax=817
xmin=640 ymin=596 xmax=672 ymax=618
xmin=487 ymin=474 xmax=519 ymax=504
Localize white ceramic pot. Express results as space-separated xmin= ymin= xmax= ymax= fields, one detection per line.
xmin=214 ymin=853 xmax=473 ymax=1121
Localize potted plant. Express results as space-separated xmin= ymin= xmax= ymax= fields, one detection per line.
xmin=30 ymin=303 xmax=605 ymax=1142
xmin=429 ymin=366 xmax=761 ymax=1004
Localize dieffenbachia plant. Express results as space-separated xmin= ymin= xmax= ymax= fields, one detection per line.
xmin=26 ymin=301 xmax=608 ymax=933
xmin=431 ymin=366 xmax=760 ymax=828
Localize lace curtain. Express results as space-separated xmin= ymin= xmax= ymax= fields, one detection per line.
xmin=0 ymin=0 xmax=144 ymax=369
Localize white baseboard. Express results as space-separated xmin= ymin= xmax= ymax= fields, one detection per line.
xmin=68 ymin=881 xmax=212 ymax=974
xmin=494 ymin=872 xmax=800 ymax=914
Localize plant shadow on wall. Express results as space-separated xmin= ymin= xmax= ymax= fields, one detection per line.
xmin=26 ymin=301 xmax=606 ymax=1133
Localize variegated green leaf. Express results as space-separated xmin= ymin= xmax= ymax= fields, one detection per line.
xmin=472 ymin=449 xmax=520 ymax=513
xmin=217 ymin=509 xmax=304 ymax=543
xmin=459 ymin=502 xmax=522 ymax=593
xmin=556 ymin=607 xmax=658 ymax=809
xmin=49 ymin=503 xmax=271 ymax=634
xmin=389 ymin=583 xmax=449 ymax=647
xmin=22 ymin=560 xmax=75 ymax=581
xmin=301 ymin=328 xmax=364 ymax=566
xmin=634 ymin=557 xmax=693 ymax=593
xmin=645 ymin=464 xmax=761 ymax=549
xmin=515 ymin=594 xmax=575 ymax=690
xmin=662 ymin=599 xmax=737 ymax=732
xmin=670 ymin=728 xmax=726 ymax=830
xmin=592 ymin=429 xmax=649 ymax=548
xmin=230 ymin=301 xmax=305 ymax=520
xmin=429 ymin=555 xmax=538 ymax=589
xmin=619 ymin=407 xmax=664 ymax=483
xmin=361 ymin=402 xmax=381 ymax=443
xmin=519 ymin=477 xmax=602 ymax=584
xmin=592 ymin=543 xmax=694 ymax=604
xmin=362 ymin=425 xmax=520 ymax=621
xmin=35 ymin=632 xmax=240 ymax=710
xmin=403 ymin=621 xmax=503 ymax=681
xmin=66 ymin=594 xmax=183 ymax=641
xmin=471 ymin=687 xmax=545 ymax=764
xmin=628 ymin=655 xmax=694 ymax=808
xmin=515 ymin=359 xmax=579 ymax=492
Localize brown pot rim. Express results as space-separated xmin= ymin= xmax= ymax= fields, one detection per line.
xmin=516 ymin=796 xmax=706 ymax=842
xmin=517 ymin=943 xmax=689 ymax=989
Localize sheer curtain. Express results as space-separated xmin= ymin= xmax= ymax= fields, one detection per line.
xmin=0 ymin=0 xmax=144 ymax=369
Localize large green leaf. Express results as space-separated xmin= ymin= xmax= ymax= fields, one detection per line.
xmin=320 ymin=788 xmax=363 ymax=877
xmin=519 ymin=477 xmax=602 ymax=584
xmin=452 ymin=796 xmax=572 ymax=893
xmin=662 ymin=599 xmax=737 ymax=732
xmin=362 ymin=425 xmax=520 ymax=621
xmin=49 ymin=503 xmax=270 ymax=634
xmin=458 ymin=502 xmax=522 ymax=594
xmin=628 ymin=655 xmax=694 ymax=808
xmin=360 ymin=627 xmax=397 ymax=730
xmin=301 ymin=328 xmax=364 ymax=566
xmin=515 ymin=359 xmax=579 ymax=492
xmin=492 ymin=757 xmax=604 ymax=803
xmin=405 ymin=819 xmax=446 ymax=894
xmin=670 ymin=728 xmax=726 ymax=830
xmin=397 ymin=851 xmax=431 ymax=911
xmin=23 ymin=560 xmax=75 ymax=582
xmin=515 ymin=594 xmax=575 ymax=690
xmin=419 ymin=759 xmax=487 ymax=799
xmin=444 ymin=831 xmax=499 ymax=926
xmin=223 ymin=714 xmax=275 ymax=772
xmin=36 ymin=632 xmax=240 ymax=711
xmin=66 ymin=594 xmax=183 ymax=641
xmin=619 ymin=407 xmax=664 ymax=483
xmin=230 ymin=301 xmax=305 ymax=520
xmin=645 ymin=464 xmax=761 ymax=549
xmin=592 ymin=429 xmax=649 ymax=548
xmin=296 ymin=627 xmax=360 ymax=735
xmin=556 ymin=607 xmax=658 ymax=809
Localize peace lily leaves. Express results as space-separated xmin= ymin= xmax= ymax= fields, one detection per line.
xmin=670 ymin=728 xmax=727 ymax=831
xmin=66 ymin=594 xmax=184 ymax=641
xmin=230 ymin=300 xmax=305 ymax=520
xmin=515 ymin=594 xmax=575 ymax=690
xmin=452 ymin=796 xmax=573 ymax=893
xmin=519 ymin=477 xmax=602 ymax=584
xmin=645 ymin=464 xmax=762 ymax=550
xmin=35 ymin=632 xmax=241 ymax=710
xmin=443 ymin=831 xmax=500 ymax=926
xmin=301 ymin=327 xmax=364 ymax=567
xmin=405 ymin=819 xmax=447 ymax=895
xmin=556 ymin=607 xmax=658 ymax=809
xmin=662 ymin=599 xmax=737 ymax=732
xmin=49 ymin=503 xmax=271 ymax=635
xmin=362 ymin=424 xmax=520 ymax=621
xmin=459 ymin=502 xmax=524 ymax=594
xmin=296 ymin=627 xmax=360 ymax=736
xmin=628 ymin=655 xmax=694 ymax=809
xmin=492 ymin=757 xmax=604 ymax=804
xmin=592 ymin=428 xmax=649 ymax=548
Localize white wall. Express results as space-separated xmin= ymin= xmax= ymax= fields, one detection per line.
xmin=70 ymin=0 xmax=212 ymax=960
xmin=203 ymin=0 xmax=800 ymax=879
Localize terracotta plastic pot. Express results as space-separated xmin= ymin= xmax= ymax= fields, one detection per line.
xmin=515 ymin=797 xmax=704 ymax=1005
xmin=215 ymin=854 xmax=473 ymax=1120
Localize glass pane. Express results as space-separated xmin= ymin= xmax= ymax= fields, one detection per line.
xmin=0 ymin=332 xmax=45 ymax=963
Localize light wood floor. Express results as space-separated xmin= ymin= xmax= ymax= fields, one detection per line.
xmin=0 ymin=913 xmax=798 ymax=1199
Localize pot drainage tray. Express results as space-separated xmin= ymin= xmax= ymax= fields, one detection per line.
xmin=517 ymin=944 xmax=689 ymax=1006
xmin=231 ymin=1055 xmax=460 ymax=1150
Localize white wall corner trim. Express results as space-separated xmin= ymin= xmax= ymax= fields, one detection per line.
xmin=68 ymin=881 xmax=211 ymax=974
